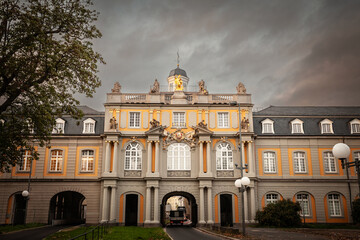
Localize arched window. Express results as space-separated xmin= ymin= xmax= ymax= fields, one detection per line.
xmin=328 ymin=193 xmax=341 ymax=216
xmin=125 ymin=142 xmax=142 ymax=170
xmin=50 ymin=150 xmax=63 ymax=171
xmin=83 ymin=118 xmax=96 ymax=134
xmin=291 ymin=119 xmax=304 ymax=134
xmin=320 ymin=119 xmax=334 ymax=134
xmin=52 ymin=118 xmax=65 ymax=134
xmin=265 ymin=193 xmax=279 ymax=205
xmin=350 ymin=119 xmax=360 ymax=134
xmin=167 ymin=143 xmax=191 ymax=170
xmin=81 ymin=150 xmax=94 ymax=172
xmin=296 ymin=193 xmax=310 ymax=216
xmin=261 ymin=118 xmax=274 ymax=134
xmin=216 ymin=143 xmax=233 ymax=170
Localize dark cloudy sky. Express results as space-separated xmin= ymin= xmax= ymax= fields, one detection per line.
xmin=80 ymin=0 xmax=360 ymax=111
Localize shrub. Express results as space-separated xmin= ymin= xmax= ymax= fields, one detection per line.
xmin=255 ymin=199 xmax=302 ymax=227
xmin=352 ymin=198 xmax=360 ymax=224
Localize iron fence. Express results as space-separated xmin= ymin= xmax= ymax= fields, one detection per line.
xmin=69 ymin=222 xmax=109 ymax=240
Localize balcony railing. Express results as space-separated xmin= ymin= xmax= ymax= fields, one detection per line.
xmin=172 ymin=122 xmax=186 ymax=128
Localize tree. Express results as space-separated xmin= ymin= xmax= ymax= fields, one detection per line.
xmin=255 ymin=199 xmax=302 ymax=227
xmin=0 ymin=0 xmax=104 ymax=171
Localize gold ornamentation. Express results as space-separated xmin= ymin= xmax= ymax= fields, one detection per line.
xmin=220 ymin=136 xmax=228 ymax=142
xmin=130 ymin=136 xmax=137 ymax=142
xmin=163 ymin=129 xmax=197 ymax=149
xmin=174 ymin=75 xmax=183 ymax=91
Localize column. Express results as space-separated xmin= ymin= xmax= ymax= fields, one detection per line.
xmin=250 ymin=187 xmax=256 ymax=222
xmin=154 ymin=187 xmax=159 ymax=223
xmin=207 ymin=141 xmax=212 ymax=174
xmin=199 ymin=187 xmax=205 ymax=224
xmin=145 ymin=187 xmax=151 ymax=223
xmin=109 ymin=187 xmax=117 ymax=222
xmin=248 ymin=141 xmax=254 ymax=174
xmin=147 ymin=141 xmax=152 ymax=175
xmin=207 ymin=187 xmax=214 ymax=224
xmin=112 ymin=142 xmax=118 ymax=175
xmin=199 ymin=141 xmax=204 ymax=174
xmin=244 ymin=189 xmax=248 ymax=222
xmin=101 ymin=187 xmax=109 ymax=222
xmin=241 ymin=142 xmax=245 ymax=172
xmin=155 ymin=141 xmax=159 ymax=173
xmin=104 ymin=141 xmax=111 ymax=173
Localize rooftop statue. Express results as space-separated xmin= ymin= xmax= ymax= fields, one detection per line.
xmin=112 ymin=82 xmax=121 ymax=93
xmin=236 ymin=82 xmax=246 ymax=94
xmin=150 ymin=79 xmax=160 ymax=94
xmin=198 ymin=79 xmax=208 ymax=95
xmin=174 ymin=74 xmax=183 ymax=91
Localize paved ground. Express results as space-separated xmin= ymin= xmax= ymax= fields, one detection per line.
xmin=246 ymin=227 xmax=328 ymax=240
xmin=0 ymin=225 xmax=70 ymax=240
xmin=166 ymin=226 xmax=227 ymax=240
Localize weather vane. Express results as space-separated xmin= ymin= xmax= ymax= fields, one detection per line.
xmin=177 ymin=50 xmax=180 ymax=67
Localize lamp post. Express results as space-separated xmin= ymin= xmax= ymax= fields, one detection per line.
xmin=332 ymin=143 xmax=360 ymax=218
xmin=230 ymin=101 xmax=250 ymax=235
xmin=21 ymin=153 xmax=33 ymax=225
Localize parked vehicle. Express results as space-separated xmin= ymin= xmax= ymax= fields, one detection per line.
xmin=169 ymin=209 xmax=186 ymax=225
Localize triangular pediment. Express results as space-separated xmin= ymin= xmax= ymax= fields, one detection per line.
xmin=145 ymin=125 xmax=166 ymax=135
xmin=192 ymin=125 xmax=213 ymax=136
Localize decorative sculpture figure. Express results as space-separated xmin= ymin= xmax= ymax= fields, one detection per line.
xmin=241 ymin=117 xmax=249 ymax=131
xmin=198 ymin=120 xmax=208 ymax=128
xmin=110 ymin=117 xmax=117 ymax=129
xmin=150 ymin=79 xmax=160 ymax=94
xmin=236 ymin=82 xmax=246 ymax=94
xmin=112 ymin=82 xmax=121 ymax=93
xmin=149 ymin=118 xmax=160 ymax=128
xmin=198 ymin=80 xmax=208 ymax=95
xmin=174 ymin=75 xmax=183 ymax=91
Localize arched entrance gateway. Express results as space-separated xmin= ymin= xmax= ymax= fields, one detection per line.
xmin=161 ymin=191 xmax=197 ymax=227
xmin=48 ymin=191 xmax=86 ymax=225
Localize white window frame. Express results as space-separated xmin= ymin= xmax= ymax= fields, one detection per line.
xmin=217 ymin=112 xmax=229 ymax=128
xmin=167 ymin=143 xmax=191 ymax=170
xmin=293 ymin=151 xmax=307 ymax=173
xmin=83 ymin=118 xmax=96 ymax=134
xmin=291 ymin=119 xmax=304 ymax=134
xmin=328 ymin=193 xmax=342 ymax=217
xmin=296 ymin=193 xmax=310 ymax=216
xmin=350 ymin=119 xmax=360 ymax=134
xmin=19 ymin=150 xmax=31 ymax=172
xmin=323 ymin=151 xmax=337 ymax=173
xmin=216 ymin=143 xmax=233 ymax=170
xmin=265 ymin=193 xmax=279 ymax=205
xmin=129 ymin=112 xmax=141 ymax=128
xmin=124 ymin=142 xmax=142 ymax=170
xmin=261 ymin=118 xmax=274 ymax=134
xmin=320 ymin=119 xmax=334 ymax=134
xmin=52 ymin=118 xmax=65 ymax=134
xmin=172 ymin=112 xmax=186 ymax=128
xmin=50 ymin=149 xmax=63 ymax=172
xmin=263 ymin=151 xmax=276 ymax=173
xmin=81 ymin=149 xmax=94 ymax=172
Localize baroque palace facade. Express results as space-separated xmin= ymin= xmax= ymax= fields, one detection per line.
xmin=1 ymin=65 xmax=359 ymax=226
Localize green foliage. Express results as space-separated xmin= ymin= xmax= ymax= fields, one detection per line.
xmin=352 ymin=198 xmax=360 ymax=224
xmin=0 ymin=0 xmax=104 ymax=171
xmin=255 ymin=199 xmax=302 ymax=227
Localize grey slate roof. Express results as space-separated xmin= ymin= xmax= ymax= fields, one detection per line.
xmin=253 ymin=106 xmax=360 ymax=136
xmin=55 ymin=106 xmax=104 ymax=136
xmin=169 ymin=66 xmax=188 ymax=77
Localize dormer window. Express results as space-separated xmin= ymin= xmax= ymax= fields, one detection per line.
xmin=291 ymin=119 xmax=304 ymax=134
xmin=320 ymin=119 xmax=334 ymax=134
xmin=350 ymin=119 xmax=360 ymax=134
xmin=261 ymin=118 xmax=274 ymax=134
xmin=83 ymin=118 xmax=96 ymax=134
xmin=52 ymin=118 xmax=65 ymax=134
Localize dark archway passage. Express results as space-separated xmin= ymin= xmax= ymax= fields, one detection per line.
xmin=48 ymin=191 xmax=85 ymax=225
xmin=125 ymin=194 xmax=138 ymax=226
xmin=13 ymin=193 xmax=27 ymax=225
xmin=161 ymin=191 xmax=197 ymax=227
xmin=220 ymin=194 xmax=233 ymax=227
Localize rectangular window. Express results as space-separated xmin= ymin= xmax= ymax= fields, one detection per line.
xmin=292 ymin=123 xmax=302 ymax=133
xmin=266 ymin=194 xmax=279 ymax=205
xmin=296 ymin=194 xmax=310 ymax=216
xmin=81 ymin=150 xmax=94 ymax=172
xmin=263 ymin=152 xmax=276 ymax=173
xmin=50 ymin=150 xmax=63 ymax=172
xmin=263 ymin=123 xmax=273 ymax=133
xmin=328 ymin=194 xmax=341 ymax=216
xmin=218 ymin=112 xmax=229 ymax=128
xmin=129 ymin=112 xmax=140 ymax=128
xmin=293 ymin=152 xmax=306 ymax=173
xmin=84 ymin=123 xmax=94 ymax=133
xmin=19 ymin=150 xmax=31 ymax=172
xmin=324 ymin=152 xmax=336 ymax=173
xmin=173 ymin=112 xmax=186 ymax=128
xmin=321 ymin=123 xmax=331 ymax=133
xmin=351 ymin=123 xmax=360 ymax=133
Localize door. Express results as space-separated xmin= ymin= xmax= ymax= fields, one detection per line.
xmin=220 ymin=194 xmax=233 ymax=227
xmin=125 ymin=194 xmax=138 ymax=226
xmin=13 ymin=194 xmax=27 ymax=225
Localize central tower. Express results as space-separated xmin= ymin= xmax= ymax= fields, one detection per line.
xmin=167 ymin=64 xmax=189 ymax=92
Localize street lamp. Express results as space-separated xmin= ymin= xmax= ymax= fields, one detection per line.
xmin=230 ymin=101 xmax=250 ymax=235
xmin=21 ymin=153 xmax=33 ymax=225
xmin=332 ymin=143 xmax=360 ymax=211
